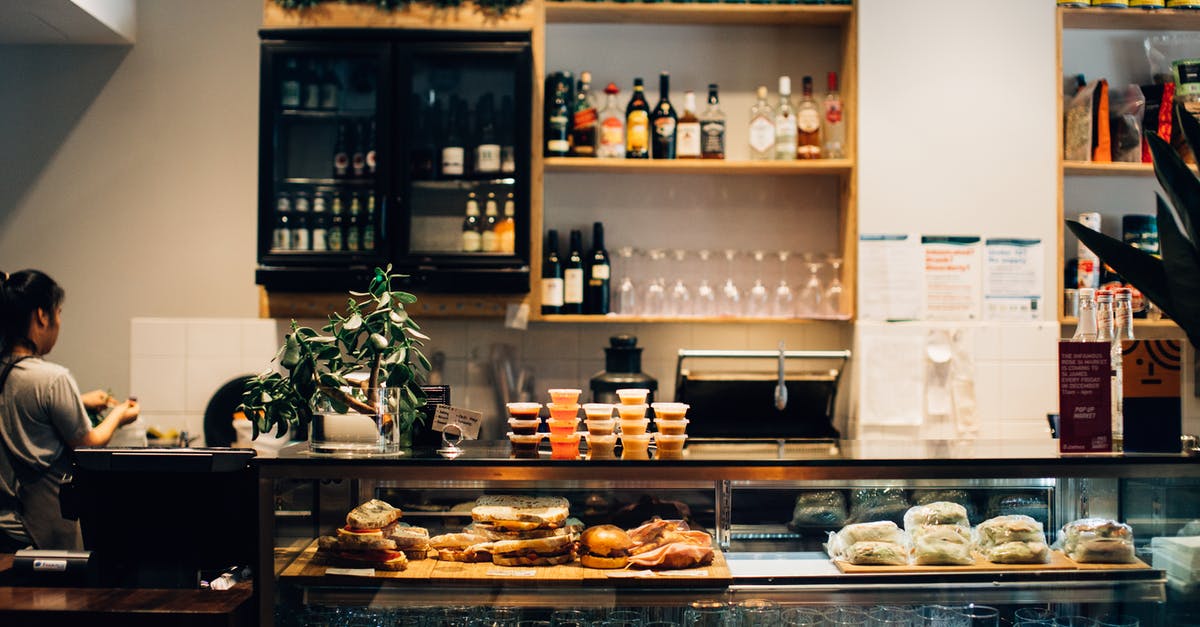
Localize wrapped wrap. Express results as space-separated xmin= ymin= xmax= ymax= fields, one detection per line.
xmin=912 ymin=489 xmax=978 ymax=524
xmin=843 ymin=541 xmax=908 ymax=566
xmin=788 ymin=490 xmax=848 ymax=531
xmin=911 ymin=524 xmax=974 ymax=566
xmin=976 ymin=515 xmax=1046 ymax=548
xmin=1061 ymin=518 xmax=1135 ymax=563
xmin=904 ymin=502 xmax=970 ymax=530
xmin=848 ymin=488 xmax=910 ymax=525
xmin=981 ymin=540 xmax=1050 ymax=564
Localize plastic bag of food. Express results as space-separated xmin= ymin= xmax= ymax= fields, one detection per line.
xmin=912 ymin=489 xmax=978 ymax=524
xmin=986 ymin=493 xmax=1050 ymax=528
xmin=911 ymin=525 xmax=974 ymax=566
xmin=981 ymin=540 xmax=1051 ymax=564
xmin=1060 ymin=518 xmax=1135 ymax=563
xmin=788 ymin=490 xmax=847 ymax=531
xmin=835 ymin=520 xmax=905 ymax=547
xmin=843 ymin=541 xmax=908 ymax=566
xmin=1065 ymin=80 xmax=1100 ymax=162
xmin=848 ymin=488 xmax=910 ymax=525
xmin=904 ymin=502 xmax=969 ymax=530
xmin=1110 ymin=85 xmax=1146 ymax=163
xmin=976 ymin=514 xmax=1047 ymax=549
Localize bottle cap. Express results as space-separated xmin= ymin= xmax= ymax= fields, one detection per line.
xmin=581 ymin=70 xmax=592 ymax=83
xmin=779 ymin=76 xmax=791 ymax=95
xmin=605 ymin=82 xmax=619 ymax=95
xmin=756 ymin=85 xmax=768 ymax=99
xmin=828 ymin=71 xmax=839 ymax=91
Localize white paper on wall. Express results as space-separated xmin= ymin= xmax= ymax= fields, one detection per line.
xmin=922 ymin=236 xmax=983 ymax=321
xmin=858 ymin=234 xmax=922 ymax=321
xmin=858 ymin=332 xmax=925 ymax=427
xmin=983 ymin=238 xmax=1044 ymax=321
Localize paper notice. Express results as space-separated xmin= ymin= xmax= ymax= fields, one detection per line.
xmin=858 ymin=331 xmax=925 ymax=427
xmin=486 ymin=568 xmax=537 ymax=577
xmin=324 ymin=568 xmax=376 ymax=577
xmin=1058 ymin=341 xmax=1113 ymax=453
xmin=431 ymin=405 xmax=483 ymax=440
xmin=858 ymin=234 xmax=922 ymax=321
xmin=922 ymin=236 xmax=982 ymax=321
xmin=984 ymin=238 xmax=1044 ymax=321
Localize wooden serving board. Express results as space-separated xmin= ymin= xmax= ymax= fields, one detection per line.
xmin=835 ymin=550 xmax=1076 ymax=574
xmin=581 ymin=547 xmax=733 ymax=586
xmin=430 ymin=558 xmax=584 ymax=583
xmin=1068 ymin=556 xmax=1152 ymax=570
xmin=280 ymin=539 xmax=437 ymax=580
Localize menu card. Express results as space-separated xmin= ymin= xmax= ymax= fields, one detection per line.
xmin=1058 ymin=341 xmax=1112 ymax=453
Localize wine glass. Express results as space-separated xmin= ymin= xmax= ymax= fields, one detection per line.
xmin=694 ymin=249 xmax=718 ymax=317
xmin=772 ymin=250 xmax=795 ymax=318
xmin=668 ymin=249 xmax=692 ymax=317
xmin=643 ymin=248 xmax=668 ymax=317
xmin=614 ymin=246 xmax=638 ymax=316
xmin=797 ymin=253 xmax=824 ymax=317
xmin=718 ymin=249 xmax=742 ymax=317
xmin=746 ymin=250 xmax=770 ymax=318
xmin=822 ymin=254 xmax=844 ymax=318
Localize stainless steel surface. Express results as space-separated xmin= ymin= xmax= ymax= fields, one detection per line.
xmin=774 ymin=341 xmax=788 ymax=411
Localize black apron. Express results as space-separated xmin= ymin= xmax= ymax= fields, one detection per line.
xmin=0 ymin=356 xmax=84 ymax=550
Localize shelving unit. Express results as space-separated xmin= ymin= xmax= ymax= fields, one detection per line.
xmin=544 ymin=156 xmax=853 ymax=175
xmin=1059 ymin=6 xmax=1200 ymax=31
xmin=540 ymin=314 xmax=852 ymax=324
xmin=544 ymin=1 xmax=851 ymax=26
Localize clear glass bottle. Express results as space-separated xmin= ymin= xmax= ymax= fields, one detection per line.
xmin=774 ymin=76 xmax=797 ymax=161
xmin=677 ymin=91 xmax=702 ymax=159
xmin=823 ymin=71 xmax=846 ymax=158
xmin=481 ymin=192 xmax=500 ymax=253
xmin=748 ymin=86 xmax=775 ymax=161
xmin=796 ymin=76 xmax=822 ymax=159
xmin=597 ymin=82 xmax=625 ymax=159
xmin=1112 ymin=288 xmax=1136 ymax=451
xmin=1072 ymin=287 xmax=1098 ymax=341
xmin=700 ymin=84 xmax=726 ymax=160
xmin=461 ymin=192 xmax=482 ymax=253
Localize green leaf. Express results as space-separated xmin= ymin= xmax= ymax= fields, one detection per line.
xmin=1157 ymin=195 xmax=1200 ymax=348
xmin=1172 ymin=103 xmax=1200 ymax=245
xmin=384 ymin=347 xmax=407 ymax=365
xmin=1147 ymin=131 xmax=1200 ymax=247
xmin=1066 ymin=219 xmax=1173 ymax=315
xmin=396 ymin=291 xmax=418 ymax=304
xmin=389 ymin=310 xmax=407 ymax=324
xmin=415 ymin=349 xmax=432 ymax=372
xmin=370 ymin=333 xmax=389 ymax=350
xmin=407 ymin=328 xmax=431 ymax=341
xmin=281 ymin=335 xmax=302 ymax=369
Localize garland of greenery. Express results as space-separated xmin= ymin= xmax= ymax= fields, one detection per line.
xmin=273 ymin=0 xmax=528 ymax=15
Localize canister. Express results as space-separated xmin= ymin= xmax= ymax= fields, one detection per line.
xmin=1130 ymin=0 xmax=1165 ymax=7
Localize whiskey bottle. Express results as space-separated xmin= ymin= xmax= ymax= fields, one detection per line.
xmin=542 ymin=229 xmax=564 ymax=315
xmin=748 ymin=86 xmax=775 ymax=161
xmin=598 ymin=82 xmax=625 ymax=159
xmin=796 ymin=76 xmax=822 ymax=159
xmin=564 ymin=229 xmax=585 ymax=314
xmin=677 ymin=91 xmax=701 ymax=159
xmin=571 ymin=71 xmax=598 ymax=157
xmin=700 ymin=84 xmax=726 ymax=159
xmin=822 ymin=71 xmax=846 ymax=159
xmin=625 ymin=78 xmax=651 ymax=159
xmin=461 ymin=192 xmax=482 ymax=253
xmin=481 ymin=192 xmax=500 ymax=253
xmin=650 ymin=72 xmax=677 ymax=160
xmin=546 ymin=73 xmax=572 ymax=157
xmin=585 ymin=221 xmax=611 ymax=315
xmin=774 ymin=76 xmax=797 ymax=161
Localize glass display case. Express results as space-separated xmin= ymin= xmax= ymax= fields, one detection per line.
xmin=257 ymin=440 xmax=1200 ymax=626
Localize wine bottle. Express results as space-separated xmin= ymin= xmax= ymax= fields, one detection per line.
xmin=442 ymin=98 xmax=466 ymax=177
xmin=546 ymin=73 xmax=572 ymax=157
xmin=542 ymin=229 xmax=564 ymax=315
xmin=475 ymin=93 xmax=501 ymax=174
xmin=564 ymin=229 xmax=585 ymax=314
xmin=625 ymin=78 xmax=650 ymax=159
xmin=461 ymin=193 xmax=482 ymax=253
xmin=481 ymin=192 xmax=500 ymax=253
xmin=585 ymin=222 xmax=611 ymax=314
xmin=650 ymin=72 xmax=677 ymax=160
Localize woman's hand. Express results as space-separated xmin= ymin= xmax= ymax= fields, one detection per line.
xmin=81 ymin=389 xmax=115 ymax=411
xmin=111 ymin=399 xmax=140 ymax=426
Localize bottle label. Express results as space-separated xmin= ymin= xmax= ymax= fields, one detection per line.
xmin=366 ymin=149 xmax=377 ymax=174
xmin=281 ymin=81 xmax=301 ymax=108
xmin=547 ymin=138 xmax=570 ymax=153
xmin=654 ymin=117 xmax=676 ymax=139
xmin=573 ymin=107 xmax=598 ymax=130
xmin=442 ymin=147 xmax=465 ymax=176
xmin=797 ymin=109 xmax=821 ymax=133
xmin=677 ymin=122 xmax=701 ymax=157
xmin=627 ymin=111 xmax=649 ymax=152
xmin=328 ymin=228 xmax=343 ymax=251
xmin=548 ymin=114 xmax=570 ymax=154
xmin=749 ymin=116 xmax=775 ymax=152
xmin=334 ymin=154 xmax=349 ymax=177
xmin=701 ymin=120 xmax=726 ymax=156
xmin=825 ymin=101 xmax=843 ymax=124
xmin=564 ymin=268 xmax=584 ymax=304
xmin=312 ymin=228 xmax=328 ymax=251
xmin=462 ymin=230 xmax=482 ymax=253
xmin=591 ymin=264 xmax=610 ymax=280
xmin=476 ymin=144 xmax=501 ymax=173
xmin=293 ymin=228 xmax=310 ymax=250
xmin=600 ymin=116 xmax=625 ymax=156
xmin=541 ymin=278 xmax=565 ymax=307
xmin=482 ymin=230 xmax=499 ymax=253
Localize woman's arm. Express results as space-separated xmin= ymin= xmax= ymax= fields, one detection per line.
xmin=70 ymin=400 xmax=139 ymax=448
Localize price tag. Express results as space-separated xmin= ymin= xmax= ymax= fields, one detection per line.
xmin=324 ymin=567 xmax=376 ymax=577
xmin=660 ymin=569 xmax=710 ymax=577
xmin=505 ymin=302 xmax=529 ymax=330
xmin=431 ymin=405 xmax=483 ymax=440
xmin=486 ymin=568 xmax=537 ymax=577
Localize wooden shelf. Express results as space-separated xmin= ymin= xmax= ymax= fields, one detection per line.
xmin=1062 ymin=161 xmax=1155 ymax=177
xmin=544 ymin=157 xmax=853 ymax=175
xmin=545 ymin=1 xmax=853 ymax=26
xmin=1060 ymin=317 xmax=1180 ymax=329
xmin=1060 ymin=6 xmax=1200 ymax=31
xmin=536 ymin=314 xmax=852 ymax=323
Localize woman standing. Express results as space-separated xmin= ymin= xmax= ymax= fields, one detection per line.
xmin=0 ymin=269 xmax=139 ymax=551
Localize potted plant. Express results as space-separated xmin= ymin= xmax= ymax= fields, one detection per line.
xmin=1066 ymin=103 xmax=1200 ymax=351
xmin=240 ymin=265 xmax=432 ymax=455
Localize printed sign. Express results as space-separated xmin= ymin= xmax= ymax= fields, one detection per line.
xmin=1122 ymin=340 xmax=1182 ymax=452
xmin=1059 ymin=341 xmax=1113 ymax=453
xmin=431 ymin=405 xmax=483 ymax=440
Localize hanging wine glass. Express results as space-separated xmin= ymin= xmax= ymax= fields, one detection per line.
xmin=772 ymin=250 xmax=795 ymax=318
xmin=643 ymin=248 xmax=668 ymax=317
xmin=822 ymin=254 xmax=844 ymax=318
xmin=797 ymin=253 xmax=824 ymax=317
xmin=694 ymin=249 xmax=718 ymax=317
xmin=614 ymin=246 xmax=638 ymax=316
xmin=747 ymin=250 xmax=770 ymax=318
xmin=718 ymin=249 xmax=742 ymax=317
xmin=668 ymin=249 xmax=692 ymax=317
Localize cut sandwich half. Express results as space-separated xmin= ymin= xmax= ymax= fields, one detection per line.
xmin=487 ymin=533 xmax=577 ymax=567
xmin=313 ymin=548 xmax=409 ymax=571
xmin=347 ymin=499 xmax=403 ymax=529
xmin=429 ymin=532 xmax=492 ymax=562
xmin=471 ymin=495 xmax=570 ymax=530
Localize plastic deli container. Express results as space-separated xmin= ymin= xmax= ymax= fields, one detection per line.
xmin=656 ymin=418 xmax=689 ymax=436
xmin=547 ymin=418 xmax=580 ymax=436
xmin=618 ymin=419 xmax=649 ymax=436
xmin=585 ymin=419 xmax=617 ymax=436
xmin=651 ymin=402 xmax=689 ymax=421
xmin=506 ymin=402 xmax=543 ymax=419
xmin=615 ymin=403 xmax=648 ymax=420
xmin=549 ymin=433 xmax=581 ymax=460
xmin=615 ymin=388 xmax=650 ymax=405
xmin=620 ymin=434 xmax=652 ymax=460
xmin=547 ymin=403 xmax=581 ymax=421
xmin=654 ymin=433 xmax=688 ymax=456
xmin=508 ymin=433 xmax=544 ymax=458
xmin=508 ymin=418 xmax=541 ymax=436
xmin=585 ymin=433 xmax=618 ymax=459
xmin=581 ymin=403 xmax=615 ymax=419
xmin=548 ymin=388 xmax=582 ymax=404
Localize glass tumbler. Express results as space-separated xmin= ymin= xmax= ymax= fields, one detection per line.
xmin=869 ymin=605 xmax=916 ymax=626
xmin=956 ymin=604 xmax=998 ymax=626
xmin=684 ymin=600 xmax=729 ymax=627
xmin=1014 ymin=608 xmax=1056 ymax=623
xmin=780 ymin=607 xmax=824 ymax=626
xmin=736 ymin=598 xmax=779 ymax=626
xmin=824 ymin=606 xmax=869 ymax=626
xmin=1094 ymin=617 xmax=1139 ymax=627
xmin=614 ymin=246 xmax=639 ymax=315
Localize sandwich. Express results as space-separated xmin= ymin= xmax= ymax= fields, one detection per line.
xmin=579 ymin=525 xmax=634 ymax=569
xmin=486 ymin=533 xmax=577 ymax=567
xmin=466 ymin=518 xmax=584 ymax=542
xmin=347 ymin=499 xmax=403 ymax=529
xmin=428 ymin=533 xmax=491 ymax=562
xmin=313 ymin=499 xmax=409 ymax=571
xmin=471 ymin=495 xmax=571 ymax=532
xmin=386 ymin=524 xmax=431 ymax=560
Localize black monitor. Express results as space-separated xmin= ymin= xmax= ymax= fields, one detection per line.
xmin=66 ymin=448 xmax=257 ymax=588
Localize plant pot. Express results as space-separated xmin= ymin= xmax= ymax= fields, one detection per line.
xmin=308 ymin=386 xmax=411 ymax=456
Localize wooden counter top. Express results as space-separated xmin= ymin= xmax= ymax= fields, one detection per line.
xmin=0 ymin=554 xmax=254 ymax=627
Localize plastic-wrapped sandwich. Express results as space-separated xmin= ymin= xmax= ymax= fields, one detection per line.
xmin=975 ymin=514 xmax=1050 ymax=564
xmin=904 ymin=503 xmax=973 ymax=566
xmin=1060 ymin=518 xmax=1136 ymax=563
xmin=788 ymin=490 xmax=848 ymax=531
xmin=827 ymin=521 xmax=908 ymax=565
xmin=904 ymin=501 xmax=970 ymax=528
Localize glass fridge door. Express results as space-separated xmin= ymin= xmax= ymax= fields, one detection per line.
xmin=396 ymin=40 xmax=532 ymax=293
xmin=260 ymin=42 xmax=390 ymax=268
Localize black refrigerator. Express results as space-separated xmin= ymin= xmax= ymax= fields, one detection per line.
xmin=256 ymin=29 xmax=532 ymax=293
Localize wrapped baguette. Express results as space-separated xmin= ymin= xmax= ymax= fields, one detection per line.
xmin=911 ymin=524 xmax=973 ymax=566
xmin=827 ymin=521 xmax=909 ymax=566
xmin=976 ymin=514 xmax=1046 ymax=549
xmin=1061 ymin=518 xmax=1135 ymax=563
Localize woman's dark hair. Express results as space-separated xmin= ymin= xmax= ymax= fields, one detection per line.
xmin=0 ymin=269 xmax=65 ymax=357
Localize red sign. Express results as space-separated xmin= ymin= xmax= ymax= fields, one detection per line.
xmin=1059 ymin=341 xmax=1112 ymax=453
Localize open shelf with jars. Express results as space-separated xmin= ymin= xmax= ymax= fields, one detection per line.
xmin=1059 ymin=6 xmax=1200 ymax=31
xmin=534 ymin=2 xmax=856 ymax=324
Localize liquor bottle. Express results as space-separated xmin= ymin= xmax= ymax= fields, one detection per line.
xmin=585 ymin=222 xmax=611 ymax=315
xmin=650 ymin=72 xmax=677 ymax=160
xmin=475 ymin=93 xmax=501 ymax=174
xmin=482 ymin=192 xmax=500 ymax=253
xmin=351 ymin=121 xmax=366 ymax=178
xmin=822 ymin=71 xmax=846 ymax=158
xmin=346 ymin=194 xmax=362 ymax=252
xmin=498 ymin=192 xmax=516 ymax=254
xmin=500 ymin=95 xmax=516 ymax=173
xmin=564 ymin=230 xmax=585 ymax=314
xmin=598 ymin=82 xmax=625 ymax=159
xmin=311 ymin=192 xmax=329 ymax=251
xmin=748 ymin=86 xmax=775 ymax=161
xmin=542 ymin=229 xmax=564 ymax=315
xmin=571 ymin=71 xmax=599 ymax=157
xmin=1072 ymin=288 xmax=1098 ymax=341
xmin=796 ymin=76 xmax=822 ymax=159
xmin=625 ymin=78 xmax=651 ymax=159
xmin=365 ymin=117 xmax=377 ymax=177
xmin=774 ymin=76 xmax=797 ymax=161
xmin=320 ymin=62 xmax=339 ymax=110
xmin=1112 ymin=287 xmax=1135 ymax=451
xmin=362 ymin=194 xmax=377 ymax=252
xmin=273 ymin=192 xmax=292 ymax=251
xmin=701 ymin=83 xmax=726 ymax=160
xmin=333 ymin=121 xmax=350 ymax=179
xmin=292 ymin=191 xmax=310 ymax=251
xmin=412 ymin=95 xmax=438 ymax=180
xmin=302 ymin=60 xmax=321 ymax=110
xmin=546 ymin=74 xmax=572 ymax=157
xmin=677 ymin=91 xmax=701 ymax=159
xmin=461 ymin=192 xmax=483 ymax=253
xmin=442 ymin=99 xmax=466 ymax=177
xmin=328 ymin=195 xmax=345 ymax=251
xmin=280 ymin=58 xmax=301 ymax=109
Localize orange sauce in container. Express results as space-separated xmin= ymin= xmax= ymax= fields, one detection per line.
xmin=547 ymin=418 xmax=579 ymax=436
xmin=549 ymin=433 xmax=581 ymax=459
xmin=656 ymin=419 xmax=688 ymax=436
xmin=548 ymin=389 xmax=582 ymax=404
xmin=547 ymin=403 xmax=580 ymax=421
xmin=620 ymin=434 xmax=651 ymax=460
